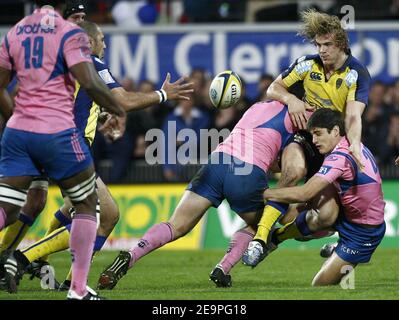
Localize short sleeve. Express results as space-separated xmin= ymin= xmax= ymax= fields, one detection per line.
xmin=346 ymin=67 xmax=371 ymax=105
xmin=63 ymin=29 xmax=92 ymax=69
xmin=92 ymin=57 xmax=121 ymax=90
xmin=0 ymin=36 xmax=13 ymax=70
xmin=315 ymin=153 xmax=349 ymax=183
xmin=281 ymin=55 xmax=313 ymax=88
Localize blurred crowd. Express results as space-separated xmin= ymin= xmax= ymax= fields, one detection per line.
xmin=89 ymin=70 xmax=399 ymax=183
xmin=1 ymin=0 xmax=399 ymax=26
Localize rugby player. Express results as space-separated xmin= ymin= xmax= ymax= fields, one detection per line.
xmin=0 ymin=0 xmax=126 ymax=299
xmin=95 ymin=99 xmax=306 ymax=290
xmin=259 ymin=109 xmax=385 ymax=286
xmin=244 ymin=9 xmax=371 ymax=265
xmin=0 ymin=17 xmax=193 ymax=293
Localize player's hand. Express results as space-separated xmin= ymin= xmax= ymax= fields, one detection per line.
xmin=98 ymin=112 xmax=126 ymax=141
xmin=287 ymin=95 xmax=309 ymax=130
xmin=161 ymin=73 xmax=194 ymax=101
xmin=395 ymin=156 xmax=399 ymax=166
xmin=349 ymin=142 xmax=365 ymax=171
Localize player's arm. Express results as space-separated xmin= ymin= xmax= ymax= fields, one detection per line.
xmin=70 ymin=61 xmax=126 ymax=136
xmin=395 ymin=156 xmax=399 ymax=166
xmin=70 ymin=62 xmax=125 ymax=117
xmin=345 ymin=67 xmax=370 ymax=170
xmin=345 ymin=100 xmax=365 ymax=169
xmin=110 ymin=73 xmax=194 ymax=112
xmin=263 ymin=175 xmax=330 ymax=203
xmin=0 ymin=66 xmax=13 ymax=121
xmin=267 ymin=58 xmax=311 ymax=130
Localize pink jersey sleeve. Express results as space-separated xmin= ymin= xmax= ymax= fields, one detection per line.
xmin=315 ymin=153 xmax=353 ymax=183
xmin=0 ymin=36 xmax=12 ymax=70
xmin=63 ymin=29 xmax=92 ymax=69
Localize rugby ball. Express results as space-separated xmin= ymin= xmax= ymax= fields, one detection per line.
xmin=209 ymin=70 xmax=242 ymax=109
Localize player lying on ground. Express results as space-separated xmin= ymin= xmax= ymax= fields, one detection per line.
xmin=248 ymin=109 xmax=386 ymax=286
xmin=0 ymin=19 xmax=194 ymax=293
xmin=250 ymin=9 xmax=371 ymax=256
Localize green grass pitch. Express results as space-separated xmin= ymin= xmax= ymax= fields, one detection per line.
xmin=1 ymin=248 xmax=398 ymax=300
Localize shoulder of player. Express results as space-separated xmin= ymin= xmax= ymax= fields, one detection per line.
xmin=345 ymin=55 xmax=371 ymax=80
xmin=294 ymin=54 xmax=319 ymax=65
xmin=91 ymin=55 xmax=109 ymax=71
xmin=59 ymin=23 xmax=86 ymax=40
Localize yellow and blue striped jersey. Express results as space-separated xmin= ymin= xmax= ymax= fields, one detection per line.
xmin=282 ymin=54 xmax=371 ymax=113
xmin=73 ymin=55 xmax=121 ymax=145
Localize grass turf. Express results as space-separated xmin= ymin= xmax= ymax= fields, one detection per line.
xmin=1 ymin=248 xmax=398 ymax=300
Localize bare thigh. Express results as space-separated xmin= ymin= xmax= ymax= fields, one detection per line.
xmin=168 ymin=191 xmax=212 ymax=239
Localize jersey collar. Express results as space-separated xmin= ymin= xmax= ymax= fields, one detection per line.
xmin=315 ymin=54 xmax=353 ymax=72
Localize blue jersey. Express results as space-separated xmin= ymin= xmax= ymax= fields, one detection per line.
xmin=73 ymin=55 xmax=121 ymax=145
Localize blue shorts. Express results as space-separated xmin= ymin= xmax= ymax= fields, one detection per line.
xmin=187 ymin=152 xmax=268 ymax=214
xmin=0 ymin=127 xmax=93 ymax=181
xmin=334 ymin=214 xmax=386 ymax=264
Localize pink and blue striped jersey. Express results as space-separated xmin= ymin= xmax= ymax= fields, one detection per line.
xmin=0 ymin=7 xmax=92 ymax=134
xmin=215 ymin=100 xmax=302 ymax=173
xmin=315 ymin=137 xmax=385 ymax=225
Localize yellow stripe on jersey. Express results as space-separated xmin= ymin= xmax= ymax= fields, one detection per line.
xmin=74 ymin=81 xmax=100 ymax=146
xmin=85 ymin=102 xmax=100 ymax=145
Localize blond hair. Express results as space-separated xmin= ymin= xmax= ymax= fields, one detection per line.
xmin=298 ymin=9 xmax=350 ymax=54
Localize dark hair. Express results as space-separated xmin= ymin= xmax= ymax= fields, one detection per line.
xmin=63 ymin=0 xmax=87 ymax=19
xmin=307 ymin=108 xmax=345 ymax=135
xmin=35 ymin=0 xmax=64 ymax=7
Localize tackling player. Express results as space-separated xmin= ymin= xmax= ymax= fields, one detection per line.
xmin=94 ymin=99 xmax=305 ymax=290
xmin=244 ymin=9 xmax=371 ymax=265
xmin=259 ymin=109 xmax=385 ymax=285
xmin=0 ymin=0 xmax=126 ymax=299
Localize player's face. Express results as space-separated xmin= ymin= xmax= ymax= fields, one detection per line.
xmin=310 ymin=127 xmax=339 ymax=154
xmin=315 ymin=34 xmax=342 ymax=67
xmin=92 ymin=28 xmax=106 ymax=59
xmin=67 ymin=12 xmax=86 ymax=24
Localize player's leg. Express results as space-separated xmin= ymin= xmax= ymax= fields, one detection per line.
xmin=253 ymin=142 xmax=307 ymax=246
xmin=273 ymin=184 xmax=339 ymax=243
xmin=60 ymin=177 xmax=119 ymax=290
xmin=211 ymin=155 xmax=268 ymax=286
xmin=97 ymin=190 xmax=212 ymax=290
xmin=0 ymin=178 xmax=48 ymax=253
xmin=56 ymin=165 xmax=99 ymax=299
xmin=0 ymin=176 xmax=34 ymax=293
xmin=210 ymin=211 xmax=262 ymax=287
xmin=97 ymin=152 xmax=229 ymax=290
xmin=311 ymin=251 xmax=356 ymax=286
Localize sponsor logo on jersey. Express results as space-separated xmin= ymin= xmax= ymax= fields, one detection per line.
xmin=318 ymin=165 xmax=332 ymax=175
xmin=310 ymin=71 xmax=322 ymax=81
xmin=295 ymin=60 xmax=312 ymax=75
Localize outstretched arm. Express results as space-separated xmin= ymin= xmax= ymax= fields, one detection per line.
xmin=111 ymin=73 xmax=194 ymax=112
xmin=263 ymin=175 xmax=330 ymax=203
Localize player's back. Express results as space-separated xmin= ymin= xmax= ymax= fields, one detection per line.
xmin=2 ymin=8 xmax=91 ymax=134
xmin=329 ymin=138 xmax=385 ymax=225
xmin=215 ymin=100 xmax=297 ymax=172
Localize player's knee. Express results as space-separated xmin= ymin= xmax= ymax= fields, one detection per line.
xmin=99 ymin=204 xmax=120 ymax=232
xmin=317 ymin=211 xmax=337 ymax=229
xmin=23 ymin=189 xmax=48 ymax=219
